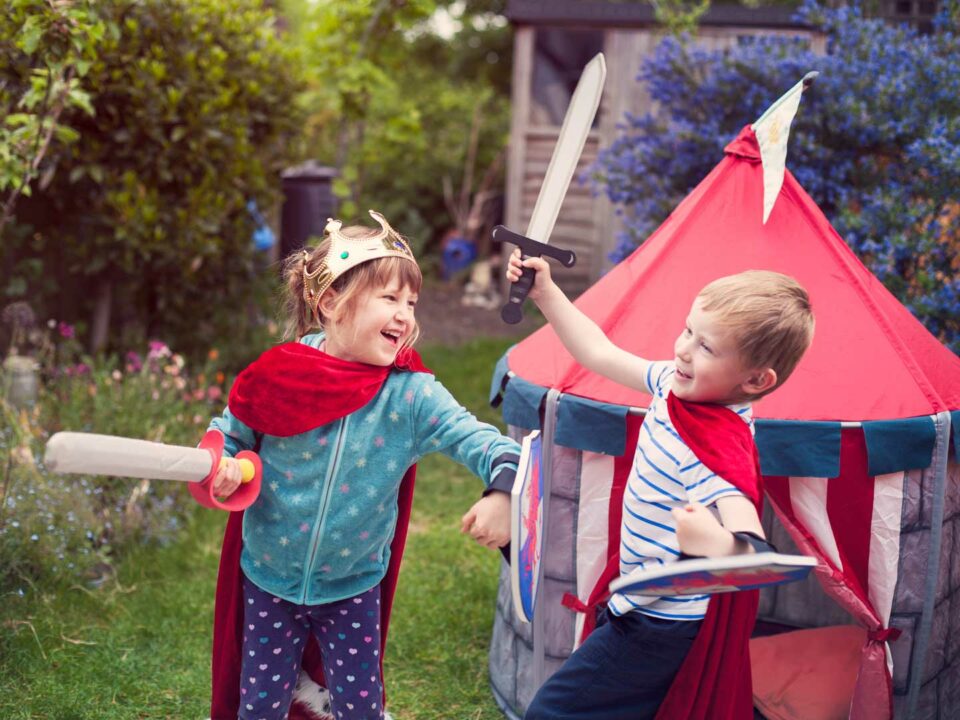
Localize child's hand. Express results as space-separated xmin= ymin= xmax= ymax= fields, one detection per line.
xmin=460 ymin=491 xmax=511 ymax=549
xmin=506 ymin=248 xmax=553 ymax=301
xmin=672 ymin=502 xmax=736 ymax=558
xmin=212 ymin=457 xmax=243 ymax=498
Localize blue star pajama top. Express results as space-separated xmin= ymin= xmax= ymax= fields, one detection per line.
xmin=208 ymin=333 xmax=520 ymax=606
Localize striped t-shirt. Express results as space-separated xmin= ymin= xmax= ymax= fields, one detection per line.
xmin=607 ymin=361 xmax=754 ymax=621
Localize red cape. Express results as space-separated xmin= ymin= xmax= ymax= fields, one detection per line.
xmin=209 ymin=343 xmax=430 ymax=720
xmin=654 ymin=393 xmax=762 ymax=720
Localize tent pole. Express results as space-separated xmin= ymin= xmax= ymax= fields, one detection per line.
xmin=904 ymin=411 xmax=951 ymax=720
xmin=532 ymin=389 xmax=561 ymax=695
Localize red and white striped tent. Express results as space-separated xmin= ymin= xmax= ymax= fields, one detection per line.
xmin=487 ymin=125 xmax=960 ymax=719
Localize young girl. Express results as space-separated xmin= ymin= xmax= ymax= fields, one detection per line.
xmin=205 ymin=211 xmax=518 ymax=720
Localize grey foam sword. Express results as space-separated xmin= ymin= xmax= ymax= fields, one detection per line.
xmin=498 ymin=52 xmax=606 ymax=324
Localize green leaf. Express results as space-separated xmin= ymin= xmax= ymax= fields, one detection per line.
xmin=5 ymin=276 xmax=27 ymax=297
xmin=20 ymin=15 xmax=42 ymax=55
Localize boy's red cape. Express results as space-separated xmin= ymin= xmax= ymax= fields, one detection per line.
xmin=655 ymin=394 xmax=762 ymax=720
xmin=208 ymin=342 xmax=429 ymax=720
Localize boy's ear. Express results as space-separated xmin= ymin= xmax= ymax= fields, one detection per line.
xmin=741 ymin=368 xmax=777 ymax=396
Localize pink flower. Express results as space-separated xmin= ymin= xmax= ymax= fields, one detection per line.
xmin=374 ymin=436 xmax=385 ymax=447
xmin=57 ymin=321 xmax=75 ymax=339
xmin=147 ymin=340 xmax=171 ymax=360
xmin=207 ymin=386 xmax=223 ymax=401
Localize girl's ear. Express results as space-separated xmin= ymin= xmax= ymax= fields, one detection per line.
xmin=317 ymin=289 xmax=339 ymax=323
xmin=741 ymin=367 xmax=777 ymax=396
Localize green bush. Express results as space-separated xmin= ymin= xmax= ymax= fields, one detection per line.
xmin=2 ymin=0 xmax=307 ymax=358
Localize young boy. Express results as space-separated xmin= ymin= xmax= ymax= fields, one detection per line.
xmin=477 ymin=250 xmax=814 ymax=720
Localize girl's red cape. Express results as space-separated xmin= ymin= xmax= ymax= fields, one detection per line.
xmin=209 ymin=343 xmax=429 ymax=720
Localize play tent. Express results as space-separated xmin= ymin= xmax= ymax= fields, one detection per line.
xmin=486 ymin=122 xmax=960 ymax=719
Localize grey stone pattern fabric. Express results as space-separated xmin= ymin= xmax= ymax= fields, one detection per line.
xmin=890 ymin=460 xmax=960 ymax=720
xmin=487 ymin=425 xmax=582 ymax=718
xmin=758 ymin=496 xmax=856 ymax=628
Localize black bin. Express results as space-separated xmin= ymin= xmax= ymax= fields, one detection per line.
xmin=280 ymin=162 xmax=338 ymax=260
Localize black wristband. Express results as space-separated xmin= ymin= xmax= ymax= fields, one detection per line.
xmin=731 ymin=530 xmax=777 ymax=555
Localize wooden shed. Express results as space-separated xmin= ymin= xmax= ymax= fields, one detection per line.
xmin=502 ymin=0 xmax=824 ymax=298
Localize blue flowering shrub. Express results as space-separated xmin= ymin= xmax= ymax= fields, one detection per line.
xmin=593 ymin=1 xmax=960 ymax=353
xmin=0 ymin=311 xmax=233 ymax=592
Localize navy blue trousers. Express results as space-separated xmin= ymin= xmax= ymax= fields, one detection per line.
xmin=524 ymin=609 xmax=701 ymax=720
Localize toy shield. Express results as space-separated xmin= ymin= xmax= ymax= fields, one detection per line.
xmin=510 ymin=430 xmax=544 ymax=622
xmin=609 ymin=552 xmax=818 ymax=597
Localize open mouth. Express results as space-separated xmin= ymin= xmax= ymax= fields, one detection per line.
xmin=381 ymin=329 xmax=402 ymax=346
xmin=676 ymin=367 xmax=692 ymax=380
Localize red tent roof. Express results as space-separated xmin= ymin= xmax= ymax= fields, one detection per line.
xmin=508 ymin=127 xmax=960 ymax=422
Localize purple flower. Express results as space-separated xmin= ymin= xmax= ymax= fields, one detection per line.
xmin=58 ymin=321 xmax=75 ymax=339
xmin=125 ymin=351 xmax=143 ymax=373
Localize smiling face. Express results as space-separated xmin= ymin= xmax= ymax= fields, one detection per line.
xmin=322 ymin=279 xmax=418 ymax=366
xmin=671 ymin=297 xmax=768 ymax=405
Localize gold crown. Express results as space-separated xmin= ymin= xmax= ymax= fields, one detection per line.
xmin=303 ymin=210 xmax=416 ymax=315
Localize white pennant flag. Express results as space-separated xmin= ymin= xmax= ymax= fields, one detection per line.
xmin=752 ymin=72 xmax=818 ymax=224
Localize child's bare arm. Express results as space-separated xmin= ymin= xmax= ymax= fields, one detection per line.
xmin=507 ymin=250 xmax=651 ymax=392
xmin=672 ymin=497 xmax=765 ymax=558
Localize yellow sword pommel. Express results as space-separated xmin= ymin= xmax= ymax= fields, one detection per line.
xmin=218 ymin=456 xmax=256 ymax=484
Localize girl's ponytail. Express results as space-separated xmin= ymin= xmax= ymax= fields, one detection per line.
xmin=281 ymin=238 xmax=331 ymax=341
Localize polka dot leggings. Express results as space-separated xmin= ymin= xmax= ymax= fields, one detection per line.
xmin=239 ymin=574 xmax=383 ymax=720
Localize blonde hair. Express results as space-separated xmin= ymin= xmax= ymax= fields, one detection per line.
xmin=282 ymin=224 xmax=423 ymax=348
xmin=697 ymin=270 xmax=814 ymax=399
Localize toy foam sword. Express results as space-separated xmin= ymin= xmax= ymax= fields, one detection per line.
xmin=44 ymin=429 xmax=262 ymax=511
xmin=498 ymin=52 xmax=606 ymax=324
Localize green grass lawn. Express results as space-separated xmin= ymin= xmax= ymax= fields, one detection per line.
xmin=0 ymin=337 xmax=517 ymax=720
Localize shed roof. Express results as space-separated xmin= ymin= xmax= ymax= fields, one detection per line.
xmin=505 ymin=0 xmax=810 ymax=29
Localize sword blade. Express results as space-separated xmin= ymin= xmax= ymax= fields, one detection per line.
xmin=44 ymin=432 xmax=214 ymax=482
xmin=525 ymin=53 xmax=606 ymax=244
